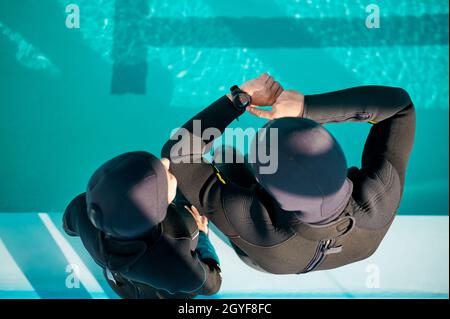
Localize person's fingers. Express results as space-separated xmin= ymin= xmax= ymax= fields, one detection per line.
xmin=259 ymin=73 xmax=270 ymax=82
xmin=190 ymin=205 xmax=200 ymax=215
xmin=189 ymin=206 xmax=202 ymax=219
xmin=273 ymin=83 xmax=284 ymax=100
xmin=185 ymin=205 xmax=199 ymax=220
xmin=267 ymin=81 xmax=281 ymax=104
xmin=270 ymin=81 xmax=282 ymax=96
xmin=269 ymin=80 xmax=277 ymax=91
xmin=247 ymin=106 xmax=274 ymax=120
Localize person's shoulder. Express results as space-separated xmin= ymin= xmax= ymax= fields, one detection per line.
xmin=221 ymin=182 xmax=257 ymax=204
xmin=222 ymin=183 xmax=278 ymax=220
xmin=162 ymin=204 xmax=198 ymax=240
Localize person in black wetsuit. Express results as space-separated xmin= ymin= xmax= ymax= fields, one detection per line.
xmin=162 ymin=74 xmax=415 ymax=274
xmin=63 ymin=152 xmax=222 ymax=298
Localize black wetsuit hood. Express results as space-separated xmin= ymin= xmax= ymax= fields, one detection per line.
xmin=86 ymin=151 xmax=169 ymax=239
xmin=63 ymin=193 xmax=215 ymax=297
xmin=251 ymin=117 xmax=353 ymax=224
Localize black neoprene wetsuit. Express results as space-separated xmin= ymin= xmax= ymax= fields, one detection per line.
xmin=161 ymin=86 xmax=415 ymax=274
xmin=62 ymin=193 xmax=222 ymax=298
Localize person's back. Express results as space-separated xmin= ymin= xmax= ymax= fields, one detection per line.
xmin=162 ymin=78 xmax=415 ymax=274
xmin=238 ymin=85 xmax=415 ymax=273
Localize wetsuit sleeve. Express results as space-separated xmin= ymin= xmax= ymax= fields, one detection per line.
xmin=193 ymin=249 xmax=222 ymax=296
xmin=195 ymin=231 xmax=220 ymax=266
xmin=106 ymin=237 xmax=222 ymax=297
xmin=161 ymin=95 xmax=245 ymax=213
xmin=303 ymin=86 xmax=416 ymax=228
xmin=162 ymin=95 xmax=243 ymax=157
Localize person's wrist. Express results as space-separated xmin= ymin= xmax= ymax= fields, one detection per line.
xmin=227 ymin=85 xmax=253 ymax=111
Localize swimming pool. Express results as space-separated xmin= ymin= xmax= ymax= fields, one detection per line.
xmin=0 ymin=0 xmax=448 ymax=298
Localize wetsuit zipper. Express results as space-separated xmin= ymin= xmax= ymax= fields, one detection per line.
xmin=303 ymin=239 xmax=333 ymax=273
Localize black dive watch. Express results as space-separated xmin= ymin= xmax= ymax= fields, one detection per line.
xmin=230 ymin=85 xmax=252 ymax=111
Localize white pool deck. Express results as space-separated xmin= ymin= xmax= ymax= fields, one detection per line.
xmin=0 ymin=214 xmax=448 ymax=299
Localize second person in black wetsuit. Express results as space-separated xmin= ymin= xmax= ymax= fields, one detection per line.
xmin=162 ymin=74 xmax=415 ymax=274
xmin=63 ymin=152 xmax=222 ymax=298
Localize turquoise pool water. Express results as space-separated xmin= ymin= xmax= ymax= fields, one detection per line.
xmin=0 ymin=0 xmax=448 ymax=214
xmin=0 ymin=0 xmax=448 ymax=298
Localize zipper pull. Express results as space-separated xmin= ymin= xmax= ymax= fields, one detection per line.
xmin=323 ymin=240 xmax=342 ymax=255
xmin=324 ymin=246 xmax=342 ymax=255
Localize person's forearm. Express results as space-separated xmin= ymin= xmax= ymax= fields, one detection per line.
xmin=303 ymin=85 xmax=415 ymax=191
xmin=161 ymin=95 xmax=244 ymax=158
xmin=179 ymin=95 xmax=243 ymax=144
xmin=194 ymin=231 xmax=222 ymax=296
xmin=195 ymin=231 xmax=220 ymax=266
xmin=196 ymin=262 xmax=222 ymax=296
xmin=302 ymin=86 xmax=413 ymax=124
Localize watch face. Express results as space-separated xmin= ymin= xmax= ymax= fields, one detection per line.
xmin=237 ymin=93 xmax=251 ymax=108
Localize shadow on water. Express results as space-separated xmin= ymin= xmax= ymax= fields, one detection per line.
xmin=111 ymin=0 xmax=149 ymax=95
xmin=139 ymin=15 xmax=449 ymax=47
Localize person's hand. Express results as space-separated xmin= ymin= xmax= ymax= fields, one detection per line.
xmin=240 ymin=73 xmax=283 ymax=106
xmin=185 ymin=205 xmax=209 ymax=235
xmin=247 ymin=89 xmax=305 ymax=120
